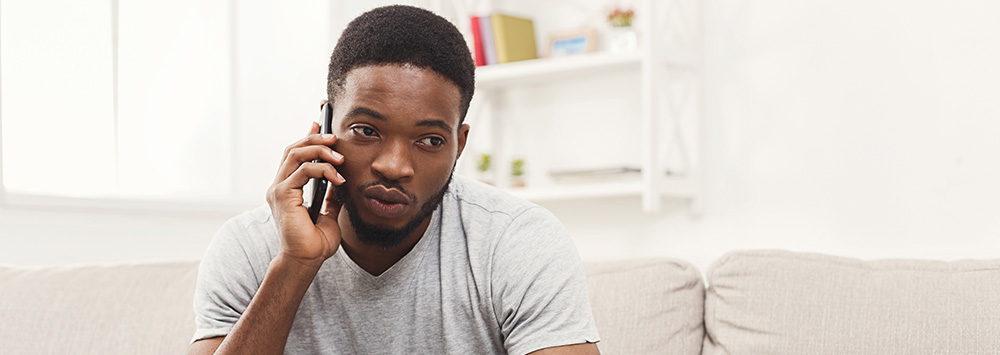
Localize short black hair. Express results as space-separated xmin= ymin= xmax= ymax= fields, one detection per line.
xmin=327 ymin=5 xmax=476 ymax=124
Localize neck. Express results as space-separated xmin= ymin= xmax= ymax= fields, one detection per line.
xmin=337 ymin=210 xmax=432 ymax=276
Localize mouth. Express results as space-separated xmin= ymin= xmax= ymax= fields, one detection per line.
xmin=361 ymin=185 xmax=410 ymax=219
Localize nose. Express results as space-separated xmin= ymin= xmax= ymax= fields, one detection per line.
xmin=371 ymin=139 xmax=415 ymax=182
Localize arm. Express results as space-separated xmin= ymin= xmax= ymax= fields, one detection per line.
xmin=529 ymin=343 xmax=600 ymax=355
xmin=189 ymin=122 xmax=346 ymax=355
xmin=189 ymin=255 xmax=323 ymax=354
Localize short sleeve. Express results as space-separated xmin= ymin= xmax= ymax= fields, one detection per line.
xmin=490 ymin=207 xmax=601 ymax=355
xmin=191 ymin=214 xmax=273 ymax=342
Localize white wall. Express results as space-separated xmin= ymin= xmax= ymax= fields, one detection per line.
xmin=555 ymin=0 xmax=1000 ymax=272
xmin=3 ymin=0 xmax=1000 ymax=272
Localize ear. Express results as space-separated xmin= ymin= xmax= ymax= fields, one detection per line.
xmin=456 ymin=123 xmax=471 ymax=160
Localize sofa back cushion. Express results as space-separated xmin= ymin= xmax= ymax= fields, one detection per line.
xmin=0 ymin=257 xmax=705 ymax=354
xmin=585 ymin=258 xmax=705 ymax=355
xmin=0 ymin=261 xmax=199 ymax=355
xmin=703 ymin=250 xmax=1000 ymax=355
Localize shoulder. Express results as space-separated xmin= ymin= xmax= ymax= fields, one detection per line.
xmin=442 ymin=175 xmax=574 ymax=263
xmin=212 ymin=205 xmax=278 ymax=249
xmin=225 ymin=204 xmax=276 ymax=232
xmin=444 ymin=174 xmax=557 ymax=226
xmin=192 ymin=205 xmax=278 ymax=341
xmin=202 ymin=205 xmax=280 ymax=282
xmin=436 ymin=175 xmax=575 ymax=279
xmin=445 ymin=178 xmax=598 ymax=353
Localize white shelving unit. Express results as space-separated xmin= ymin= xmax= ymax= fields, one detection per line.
xmin=476 ymin=52 xmax=641 ymax=87
xmin=468 ymin=0 xmax=704 ymax=214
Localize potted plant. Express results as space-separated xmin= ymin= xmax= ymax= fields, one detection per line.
xmin=511 ymin=158 xmax=526 ymax=188
xmin=606 ymin=7 xmax=637 ymax=53
xmin=476 ymin=153 xmax=493 ymax=185
xmin=608 ymin=7 xmax=634 ymax=27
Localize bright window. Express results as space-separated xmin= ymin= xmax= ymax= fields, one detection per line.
xmin=1 ymin=0 xmax=232 ymax=201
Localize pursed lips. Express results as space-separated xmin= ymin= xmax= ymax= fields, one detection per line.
xmin=362 ymin=185 xmax=410 ymax=219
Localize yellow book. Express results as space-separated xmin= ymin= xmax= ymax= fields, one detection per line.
xmin=490 ymin=13 xmax=538 ymax=64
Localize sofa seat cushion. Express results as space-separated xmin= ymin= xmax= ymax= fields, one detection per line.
xmin=0 ymin=260 xmax=199 ymax=355
xmin=585 ymin=258 xmax=704 ymax=355
xmin=704 ymin=250 xmax=1000 ymax=355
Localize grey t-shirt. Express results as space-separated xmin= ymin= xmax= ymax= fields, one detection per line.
xmin=192 ymin=175 xmax=600 ymax=354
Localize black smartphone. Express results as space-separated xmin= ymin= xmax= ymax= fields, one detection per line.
xmin=305 ymin=102 xmax=334 ymax=224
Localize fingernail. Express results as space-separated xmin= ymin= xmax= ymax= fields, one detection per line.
xmin=332 ymin=150 xmax=344 ymax=160
xmin=337 ymin=173 xmax=345 ymax=183
xmin=322 ymin=134 xmax=335 ymax=140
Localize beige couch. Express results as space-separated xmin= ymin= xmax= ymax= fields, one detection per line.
xmin=3 ymin=250 xmax=1000 ymax=354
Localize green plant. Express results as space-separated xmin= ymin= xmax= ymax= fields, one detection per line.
xmin=477 ymin=153 xmax=492 ymax=173
xmin=511 ymin=159 xmax=525 ymax=178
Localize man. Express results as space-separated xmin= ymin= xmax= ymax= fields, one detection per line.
xmin=188 ymin=5 xmax=600 ymax=355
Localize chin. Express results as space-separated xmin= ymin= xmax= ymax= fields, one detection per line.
xmin=358 ymin=211 xmax=413 ymax=230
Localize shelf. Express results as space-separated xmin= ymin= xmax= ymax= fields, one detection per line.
xmin=476 ymin=52 xmax=641 ymax=88
xmin=470 ymin=0 xmax=704 ymax=213
xmin=503 ymin=173 xmax=697 ymax=203
xmin=505 ymin=180 xmax=644 ymax=202
xmin=475 ymin=49 xmax=699 ymax=89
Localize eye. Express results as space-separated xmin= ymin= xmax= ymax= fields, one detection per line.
xmin=351 ymin=126 xmax=378 ymax=138
xmin=418 ymin=136 xmax=445 ymax=147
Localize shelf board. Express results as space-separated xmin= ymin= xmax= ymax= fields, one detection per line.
xmin=504 ymin=179 xmax=644 ymax=202
xmin=501 ymin=173 xmax=698 ymax=203
xmin=476 ymin=52 xmax=641 ymax=88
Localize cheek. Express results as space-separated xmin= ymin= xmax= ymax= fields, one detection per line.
xmin=417 ymin=156 xmax=456 ymax=187
xmin=334 ymin=144 xmax=373 ymax=180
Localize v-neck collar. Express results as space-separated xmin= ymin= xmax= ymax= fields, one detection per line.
xmin=335 ymin=208 xmax=441 ymax=288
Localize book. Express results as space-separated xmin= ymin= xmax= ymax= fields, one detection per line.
xmin=470 ymin=16 xmax=486 ymax=67
xmin=489 ymin=13 xmax=538 ymax=64
xmin=479 ymin=16 xmax=498 ymax=65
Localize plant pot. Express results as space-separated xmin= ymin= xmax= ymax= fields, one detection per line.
xmin=608 ymin=26 xmax=637 ymax=53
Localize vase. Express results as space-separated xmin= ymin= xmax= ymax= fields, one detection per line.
xmin=608 ymin=26 xmax=638 ymax=53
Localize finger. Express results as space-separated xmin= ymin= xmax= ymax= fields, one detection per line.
xmin=277 ymin=161 xmax=344 ymax=197
xmin=318 ymin=99 xmax=329 ymax=109
xmin=316 ymin=183 xmax=342 ymax=233
xmin=279 ymin=132 xmax=337 ymax=164
xmin=267 ymin=160 xmax=338 ymax=212
xmin=274 ymin=145 xmax=344 ymax=185
xmin=284 ymin=132 xmax=334 ymax=161
xmin=274 ymin=141 xmax=344 ymax=184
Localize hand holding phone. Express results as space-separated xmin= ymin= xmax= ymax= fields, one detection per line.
xmin=264 ymin=101 xmax=344 ymax=269
xmin=304 ymin=102 xmax=335 ymax=223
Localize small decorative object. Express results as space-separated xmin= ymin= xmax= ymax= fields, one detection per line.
xmin=606 ymin=7 xmax=637 ymax=53
xmin=511 ymin=158 xmax=526 ymax=188
xmin=546 ymin=28 xmax=597 ymax=57
xmin=608 ymin=7 xmax=634 ymax=27
xmin=476 ymin=153 xmax=493 ymax=184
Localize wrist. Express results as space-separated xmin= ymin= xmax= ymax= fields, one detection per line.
xmin=271 ymin=253 xmax=325 ymax=280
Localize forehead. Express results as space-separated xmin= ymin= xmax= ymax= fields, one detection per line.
xmin=337 ymin=64 xmax=462 ymax=127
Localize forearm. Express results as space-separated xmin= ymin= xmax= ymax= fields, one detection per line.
xmin=215 ymin=255 xmax=320 ymax=354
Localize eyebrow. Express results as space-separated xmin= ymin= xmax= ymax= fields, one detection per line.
xmin=345 ymin=107 xmax=385 ymax=120
xmin=416 ymin=119 xmax=453 ymax=133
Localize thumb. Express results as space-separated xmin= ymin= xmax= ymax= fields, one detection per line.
xmin=315 ymin=184 xmax=343 ymax=240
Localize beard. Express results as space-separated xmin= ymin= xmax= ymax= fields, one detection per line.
xmin=334 ymin=173 xmax=452 ymax=249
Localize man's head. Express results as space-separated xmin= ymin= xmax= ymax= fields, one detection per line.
xmin=326 ymin=6 xmax=474 ymax=248
xmin=327 ymin=5 xmax=475 ymax=123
